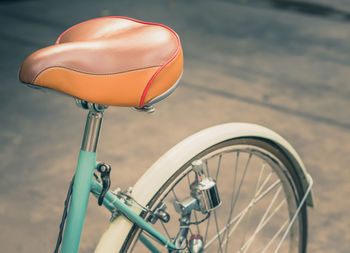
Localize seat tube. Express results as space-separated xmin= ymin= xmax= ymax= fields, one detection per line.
xmin=61 ymin=104 xmax=105 ymax=253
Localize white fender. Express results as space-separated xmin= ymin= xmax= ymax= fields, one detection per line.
xmin=95 ymin=123 xmax=313 ymax=252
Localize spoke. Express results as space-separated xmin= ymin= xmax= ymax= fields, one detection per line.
xmin=273 ymin=175 xmax=313 ymax=253
xmin=215 ymin=154 xmax=223 ymax=182
xmin=239 ymin=188 xmax=282 ymax=252
xmin=189 ymin=227 xmax=194 ymax=237
xmin=223 ymin=153 xmax=251 ymax=252
xmin=231 ymin=171 xmax=277 ymax=246
xmin=255 ymin=163 xmax=266 ymax=194
xmin=205 ymin=160 xmax=210 ymax=177
xmin=223 ymin=151 xmax=239 ymax=251
xmin=206 ymin=198 xmax=251 ymax=250
xmin=186 ymin=173 xmax=191 ymax=187
xmin=223 ymin=152 xmax=239 ymax=252
xmin=172 ymin=189 xmax=179 ymax=202
xmin=232 ymin=153 xmax=252 ymax=213
xmin=213 ymin=210 xmax=224 ymax=253
xmin=240 ymin=199 xmax=286 ymax=253
xmin=239 ymin=187 xmax=284 ymax=253
xmin=186 ymin=173 xmax=200 ymax=233
xmin=160 ymin=221 xmax=172 ymax=240
xmin=260 ymin=200 xmax=286 ymax=230
xmin=204 ymin=211 xmax=211 ymax=243
xmin=221 ymin=200 xmax=252 ymax=249
xmin=237 ymin=162 xmax=267 ymax=252
xmin=205 ymin=179 xmax=282 ymax=250
xmin=255 ymin=179 xmax=280 ymax=203
xmin=254 ymin=170 xmax=272 ymax=197
xmin=260 ymin=220 xmax=289 ymax=253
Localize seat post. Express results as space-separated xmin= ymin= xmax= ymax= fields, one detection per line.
xmin=78 ymin=101 xmax=107 ymax=152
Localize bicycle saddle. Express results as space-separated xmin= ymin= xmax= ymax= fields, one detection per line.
xmin=19 ymin=16 xmax=183 ymax=107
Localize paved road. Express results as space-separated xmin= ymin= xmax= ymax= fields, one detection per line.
xmin=0 ymin=0 xmax=349 ymax=252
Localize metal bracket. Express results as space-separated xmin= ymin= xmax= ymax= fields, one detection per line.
xmin=111 ymin=187 xmax=134 ymax=206
xmin=75 ymin=98 xmax=108 ymax=112
xmin=133 ymin=105 xmax=155 ymax=113
xmin=109 ymin=187 xmax=136 ymax=222
xmin=147 ymin=202 xmax=170 ymax=224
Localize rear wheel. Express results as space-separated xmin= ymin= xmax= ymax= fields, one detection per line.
xmin=124 ymin=137 xmax=308 ymax=253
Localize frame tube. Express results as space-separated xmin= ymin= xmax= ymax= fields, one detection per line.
xmin=61 ymin=150 xmax=97 ymax=253
xmin=139 ymin=234 xmax=162 ymax=253
xmin=61 ymin=105 xmax=104 ymax=252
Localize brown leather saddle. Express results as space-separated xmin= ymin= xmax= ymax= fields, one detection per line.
xmin=19 ymin=16 xmax=183 ymax=108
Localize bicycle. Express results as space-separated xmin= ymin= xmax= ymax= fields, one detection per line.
xmin=19 ymin=16 xmax=313 ymax=253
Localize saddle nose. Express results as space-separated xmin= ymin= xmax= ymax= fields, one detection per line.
xmin=19 ymin=16 xmax=183 ymax=107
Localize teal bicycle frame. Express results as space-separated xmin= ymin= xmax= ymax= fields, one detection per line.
xmin=59 ymin=104 xmax=175 ymax=253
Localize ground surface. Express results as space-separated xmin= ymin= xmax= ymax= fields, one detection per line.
xmin=0 ymin=0 xmax=349 ymax=252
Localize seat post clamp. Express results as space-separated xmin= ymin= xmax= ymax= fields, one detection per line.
xmin=96 ymin=162 xmax=112 ymax=206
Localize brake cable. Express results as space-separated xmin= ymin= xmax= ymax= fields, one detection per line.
xmin=53 ymin=174 xmax=75 ymax=253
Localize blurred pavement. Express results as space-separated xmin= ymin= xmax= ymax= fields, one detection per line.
xmin=0 ymin=0 xmax=349 ymax=252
